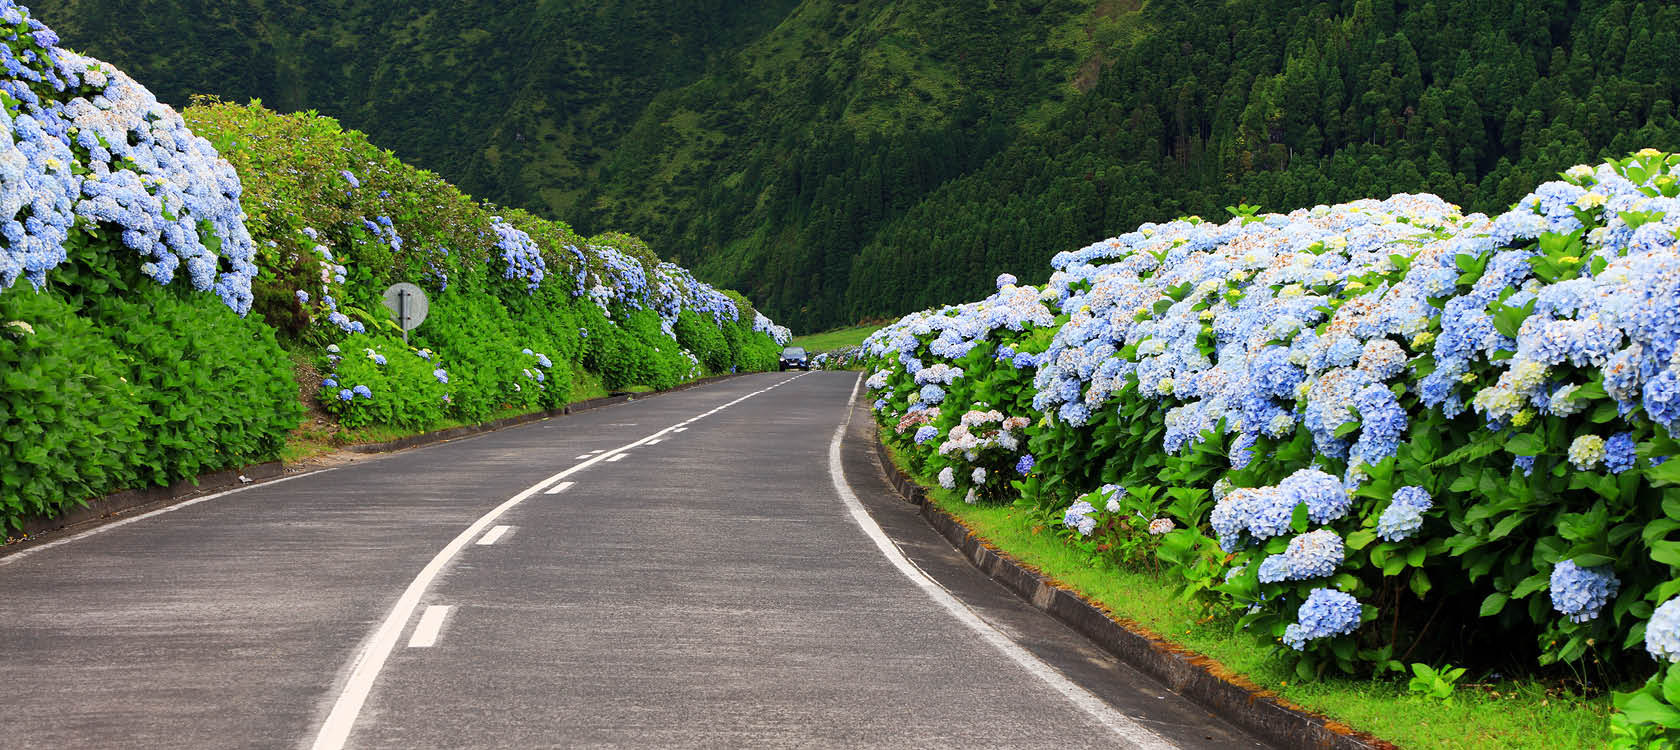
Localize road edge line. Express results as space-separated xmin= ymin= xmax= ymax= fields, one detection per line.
xmin=867 ymin=424 xmax=1392 ymax=750
xmin=826 ymin=372 xmax=1177 ymax=749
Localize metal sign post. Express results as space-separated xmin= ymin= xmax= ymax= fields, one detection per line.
xmin=381 ymin=282 xmax=430 ymax=344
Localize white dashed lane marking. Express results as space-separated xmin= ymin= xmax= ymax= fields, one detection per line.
xmin=544 ymin=481 xmax=576 ymax=495
xmin=309 ymin=373 xmax=809 ymax=750
xmin=406 ymin=606 xmax=453 ymax=649
xmin=606 ymin=453 xmax=629 ymax=463
xmin=476 ymin=526 xmax=511 ymax=546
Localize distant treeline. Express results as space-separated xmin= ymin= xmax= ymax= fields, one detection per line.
xmin=40 ymin=0 xmax=1680 ymax=331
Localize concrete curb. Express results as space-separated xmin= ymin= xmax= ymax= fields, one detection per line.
xmin=12 ymin=461 xmax=287 ymax=541
xmin=868 ymin=434 xmax=1394 ymax=750
xmin=5 ymin=371 xmax=761 ymax=551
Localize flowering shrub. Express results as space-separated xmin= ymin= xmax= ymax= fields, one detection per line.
xmin=185 ymin=102 xmax=789 ymax=428
xmin=0 ymin=3 xmax=299 ymax=529
xmin=0 ymin=0 xmax=791 ymax=528
xmin=867 ymin=150 xmax=1680 ymax=735
xmin=0 ymin=0 xmax=255 ymax=311
xmin=930 ymin=409 xmax=1032 ymax=504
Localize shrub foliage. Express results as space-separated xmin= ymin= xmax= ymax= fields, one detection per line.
xmin=865 ymin=151 xmax=1680 ymax=743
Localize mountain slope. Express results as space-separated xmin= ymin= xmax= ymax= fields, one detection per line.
xmin=37 ymin=0 xmax=1680 ymax=330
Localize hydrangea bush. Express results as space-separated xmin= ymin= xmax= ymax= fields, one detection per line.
xmin=0 ymin=0 xmax=790 ymax=528
xmin=185 ymin=100 xmax=791 ymax=425
xmin=0 ymin=0 xmax=255 ymax=308
xmin=866 ymin=150 xmax=1680 ymax=738
xmin=0 ymin=1 xmax=298 ymax=529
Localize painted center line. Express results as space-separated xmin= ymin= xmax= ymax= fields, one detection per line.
xmin=476 ymin=525 xmax=512 ymax=545
xmin=309 ymin=372 xmax=810 ymax=750
xmin=406 ymin=605 xmax=454 ymax=648
xmin=606 ymin=453 xmax=629 ymax=462
xmin=544 ymin=481 xmax=576 ymax=495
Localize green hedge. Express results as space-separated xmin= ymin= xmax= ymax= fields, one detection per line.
xmin=1 ymin=235 xmax=300 ymax=529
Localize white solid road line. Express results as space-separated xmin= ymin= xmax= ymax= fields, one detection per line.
xmin=543 ymin=481 xmax=576 ymax=495
xmin=826 ymin=373 xmax=1177 ymax=750
xmin=476 ymin=526 xmax=512 ymax=546
xmin=406 ymin=605 xmax=453 ymax=648
xmin=310 ymin=372 xmax=809 ymax=750
xmin=0 ymin=468 xmax=339 ymax=568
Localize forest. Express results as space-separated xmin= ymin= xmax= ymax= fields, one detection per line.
xmin=36 ymin=0 xmax=1680 ymax=331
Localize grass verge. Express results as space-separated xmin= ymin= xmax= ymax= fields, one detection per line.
xmin=882 ymin=441 xmax=1614 ymax=750
xmin=277 ymin=364 xmax=694 ymax=464
xmin=791 ymin=323 xmax=883 ymax=353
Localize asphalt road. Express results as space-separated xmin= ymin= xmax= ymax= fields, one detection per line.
xmin=0 ymin=371 xmax=1268 ymax=749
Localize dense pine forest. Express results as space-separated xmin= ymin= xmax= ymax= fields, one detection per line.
xmin=39 ymin=0 xmax=1680 ymax=331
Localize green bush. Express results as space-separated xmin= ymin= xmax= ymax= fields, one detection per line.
xmin=676 ymin=309 xmax=729 ymax=373
xmin=190 ymin=101 xmax=783 ymax=428
xmin=1 ymin=236 xmax=300 ymax=530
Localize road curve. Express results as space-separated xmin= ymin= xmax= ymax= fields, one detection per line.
xmin=0 ymin=372 xmax=1267 ymax=749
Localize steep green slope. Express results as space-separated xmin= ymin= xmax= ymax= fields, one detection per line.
xmin=34 ymin=0 xmax=800 ymax=216
xmin=38 ymin=0 xmax=1680 ymax=332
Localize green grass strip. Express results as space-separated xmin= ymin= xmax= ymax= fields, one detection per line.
xmin=882 ymin=443 xmax=1613 ymax=750
xmin=790 ymin=324 xmax=883 ymax=353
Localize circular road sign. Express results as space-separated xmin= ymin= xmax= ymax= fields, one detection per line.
xmin=382 ymin=282 xmax=429 ymax=332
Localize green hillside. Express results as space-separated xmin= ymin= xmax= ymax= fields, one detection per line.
xmin=37 ymin=0 xmax=1680 ymax=331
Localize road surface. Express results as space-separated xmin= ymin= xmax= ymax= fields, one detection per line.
xmin=0 ymin=371 xmax=1268 ymax=749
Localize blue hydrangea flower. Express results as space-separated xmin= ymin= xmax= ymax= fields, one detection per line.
xmin=1513 ymin=455 xmax=1536 ymax=476
xmin=433 ymin=368 xmax=449 ymax=384
xmin=1063 ymin=500 xmax=1097 ymax=536
xmin=1604 ymin=432 xmax=1636 ymax=474
xmin=1283 ymin=530 xmax=1344 ymax=579
xmin=491 ymin=218 xmax=545 ymax=290
xmin=1282 ymin=588 xmax=1363 ymax=650
xmin=1257 ymin=554 xmax=1291 ymax=583
xmin=1016 ymin=454 xmax=1035 ymax=475
xmin=352 ymin=384 xmax=373 ymax=399
xmin=1549 ymin=560 xmax=1619 ymax=623
xmin=1377 ymin=486 xmax=1432 ymax=542
xmin=1279 ymin=468 xmax=1351 ymax=525
xmin=1647 ymin=598 xmax=1680 ymax=663
xmin=337 ymin=388 xmax=353 ymax=401
xmin=913 ymin=425 xmax=939 ymax=444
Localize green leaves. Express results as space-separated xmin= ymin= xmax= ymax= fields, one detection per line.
xmin=1491 ymin=296 xmax=1537 ymax=338
xmin=1406 ymin=663 xmax=1466 ymax=701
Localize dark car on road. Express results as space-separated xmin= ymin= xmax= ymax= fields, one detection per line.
xmin=780 ymin=346 xmax=810 ymax=370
